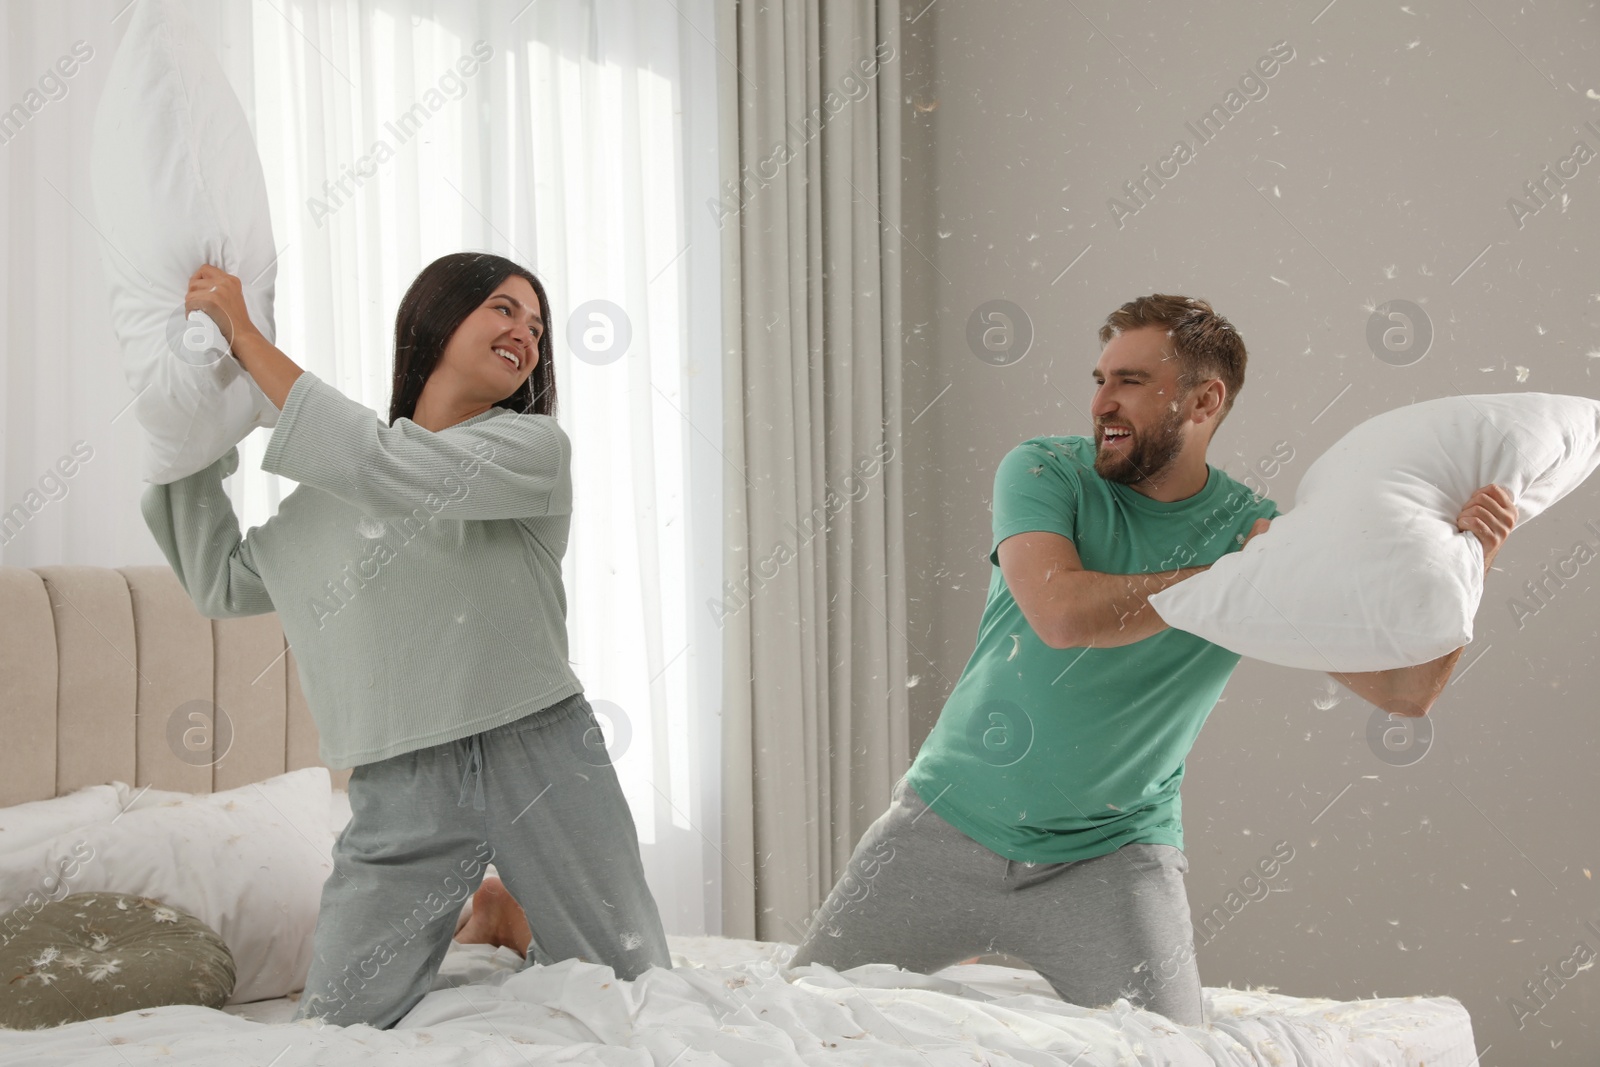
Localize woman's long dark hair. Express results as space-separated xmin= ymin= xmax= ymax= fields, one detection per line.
xmin=388 ymin=252 xmax=558 ymax=425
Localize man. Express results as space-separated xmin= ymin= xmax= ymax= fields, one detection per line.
xmin=789 ymin=294 xmax=1516 ymax=1026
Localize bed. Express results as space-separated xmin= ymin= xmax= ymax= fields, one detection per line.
xmin=0 ymin=564 xmax=1479 ymax=1065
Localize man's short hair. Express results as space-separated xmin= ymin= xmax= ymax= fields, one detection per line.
xmin=1098 ymin=294 xmax=1248 ymax=426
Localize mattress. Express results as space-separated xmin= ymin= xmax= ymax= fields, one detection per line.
xmin=0 ymin=934 xmax=1477 ymax=1066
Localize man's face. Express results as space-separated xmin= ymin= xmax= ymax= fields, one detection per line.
xmin=1090 ymin=325 xmax=1193 ymax=487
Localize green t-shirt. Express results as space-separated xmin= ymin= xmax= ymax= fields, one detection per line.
xmin=905 ymin=435 xmax=1282 ymax=864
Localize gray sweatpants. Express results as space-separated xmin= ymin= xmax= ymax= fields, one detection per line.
xmin=293 ymin=693 xmax=670 ymax=1029
xmin=791 ymin=777 xmax=1204 ymax=1026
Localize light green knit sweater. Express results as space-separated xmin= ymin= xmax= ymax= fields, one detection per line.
xmin=141 ymin=370 xmax=582 ymax=768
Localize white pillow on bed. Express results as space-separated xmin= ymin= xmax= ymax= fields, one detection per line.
xmin=90 ymin=0 xmax=281 ymax=485
xmin=1150 ymin=391 xmax=1600 ymax=672
xmin=115 ymin=780 xmax=350 ymax=840
xmin=329 ymin=787 xmax=352 ymax=839
xmin=0 ymin=785 xmax=124 ymax=857
xmin=0 ymin=768 xmax=332 ymax=1004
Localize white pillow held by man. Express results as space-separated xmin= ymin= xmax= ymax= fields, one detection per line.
xmin=1150 ymin=392 xmax=1600 ymax=672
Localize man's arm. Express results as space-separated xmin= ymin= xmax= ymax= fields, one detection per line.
xmin=1328 ymin=484 xmax=1517 ymax=717
xmin=1328 ymin=648 xmax=1466 ymax=719
xmin=998 ymin=518 xmax=1271 ymax=649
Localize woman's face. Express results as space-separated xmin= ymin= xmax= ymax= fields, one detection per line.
xmin=437 ymin=275 xmax=544 ymax=402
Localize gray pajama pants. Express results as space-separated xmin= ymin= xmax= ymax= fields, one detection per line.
xmin=293 ymin=692 xmax=670 ymax=1029
xmin=790 ymin=777 xmax=1204 ymax=1026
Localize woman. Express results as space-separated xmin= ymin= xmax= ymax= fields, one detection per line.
xmin=141 ymin=252 xmax=670 ymax=1028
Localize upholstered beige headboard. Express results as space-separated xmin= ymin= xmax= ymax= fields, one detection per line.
xmin=0 ymin=565 xmax=349 ymax=807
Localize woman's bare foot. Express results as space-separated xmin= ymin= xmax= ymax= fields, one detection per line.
xmin=453 ymin=876 xmax=532 ymax=957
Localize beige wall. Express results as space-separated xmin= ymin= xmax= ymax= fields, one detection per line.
xmin=899 ymin=3 xmax=1600 ymax=1062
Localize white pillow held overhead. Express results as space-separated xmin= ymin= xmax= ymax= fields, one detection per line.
xmin=1150 ymin=392 xmax=1600 ymax=672
xmin=91 ymin=0 xmax=280 ymax=485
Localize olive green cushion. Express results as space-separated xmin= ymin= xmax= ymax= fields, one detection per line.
xmin=0 ymin=893 xmax=235 ymax=1030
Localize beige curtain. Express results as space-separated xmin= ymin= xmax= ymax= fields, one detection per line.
xmin=715 ymin=0 xmax=909 ymax=942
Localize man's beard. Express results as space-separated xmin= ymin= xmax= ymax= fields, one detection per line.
xmin=1093 ymin=404 xmax=1187 ymax=487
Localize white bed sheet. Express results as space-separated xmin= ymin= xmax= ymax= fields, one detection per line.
xmin=0 ymin=934 xmax=1476 ymax=1066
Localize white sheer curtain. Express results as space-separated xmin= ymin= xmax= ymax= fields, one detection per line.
xmin=0 ymin=0 xmax=721 ymax=933
xmin=234 ymin=0 xmax=724 ymax=936
xmin=0 ymin=0 xmax=165 ymax=568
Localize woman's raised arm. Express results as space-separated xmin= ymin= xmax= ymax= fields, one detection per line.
xmin=141 ymin=445 xmax=276 ymax=619
xmin=256 ymin=371 xmax=571 ymax=522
